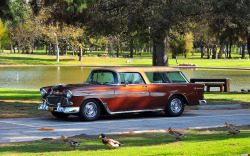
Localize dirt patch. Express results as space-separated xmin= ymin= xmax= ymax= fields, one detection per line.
xmin=38 ymin=127 xmax=55 ymax=131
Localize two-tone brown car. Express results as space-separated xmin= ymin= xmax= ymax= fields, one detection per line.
xmin=38 ymin=67 xmax=206 ymax=121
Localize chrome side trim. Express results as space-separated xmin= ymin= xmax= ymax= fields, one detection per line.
xmin=199 ymin=100 xmax=207 ymax=105
xmin=74 ymin=92 xmax=148 ymax=97
xmin=102 ymin=103 xmax=163 ymax=114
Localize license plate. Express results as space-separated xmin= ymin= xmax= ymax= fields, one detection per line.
xmin=48 ymin=106 xmax=54 ymax=111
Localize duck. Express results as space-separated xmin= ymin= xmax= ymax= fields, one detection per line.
xmin=60 ymin=135 xmax=80 ymax=149
xmin=168 ymin=127 xmax=186 ymax=140
xmin=224 ymin=122 xmax=240 ymax=136
xmin=99 ymin=133 xmax=123 ymax=150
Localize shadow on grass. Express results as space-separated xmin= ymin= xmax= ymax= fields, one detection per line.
xmin=0 ymin=100 xmax=50 ymax=119
xmin=0 ymin=56 xmax=76 ymax=65
xmin=0 ymin=131 xmax=249 ymax=153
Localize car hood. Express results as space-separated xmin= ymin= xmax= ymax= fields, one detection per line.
xmin=48 ymin=83 xmax=112 ymax=96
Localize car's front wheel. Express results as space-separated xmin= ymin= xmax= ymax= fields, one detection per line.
xmin=51 ymin=112 xmax=69 ymax=119
xmin=79 ymin=99 xmax=101 ymax=121
xmin=164 ymin=95 xmax=185 ymax=117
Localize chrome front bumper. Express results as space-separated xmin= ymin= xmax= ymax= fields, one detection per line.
xmin=199 ymin=100 xmax=207 ymax=105
xmin=38 ymin=103 xmax=79 ymax=113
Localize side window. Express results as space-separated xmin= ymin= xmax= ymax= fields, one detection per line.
xmin=119 ymin=73 xmax=145 ymax=84
xmin=145 ymin=72 xmax=170 ymax=83
xmin=167 ymin=72 xmax=187 ymax=83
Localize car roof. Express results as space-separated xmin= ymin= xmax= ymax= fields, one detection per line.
xmin=95 ymin=66 xmax=180 ymax=72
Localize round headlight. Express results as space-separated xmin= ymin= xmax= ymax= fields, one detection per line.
xmin=66 ymin=90 xmax=73 ymax=99
xmin=40 ymin=88 xmax=47 ymax=96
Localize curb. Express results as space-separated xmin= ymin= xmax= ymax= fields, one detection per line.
xmin=196 ymin=104 xmax=242 ymax=110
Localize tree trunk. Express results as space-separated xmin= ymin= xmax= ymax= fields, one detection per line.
xmin=79 ymin=47 xmax=83 ymax=61
xmin=212 ymin=44 xmax=217 ymax=59
xmin=207 ymin=47 xmax=210 ymax=59
xmin=110 ymin=41 xmax=115 ymax=57
xmin=116 ymin=45 xmax=119 ymax=57
xmin=247 ymin=31 xmax=250 ymax=58
xmin=152 ymin=32 xmax=169 ymax=66
xmin=73 ymin=46 xmax=75 ymax=56
xmin=229 ymin=39 xmax=232 ymax=58
xmin=200 ymin=46 xmax=204 ymax=58
xmin=18 ymin=43 xmax=20 ymax=53
xmin=149 ymin=44 xmax=151 ymax=58
xmin=49 ymin=44 xmax=51 ymax=55
xmin=218 ymin=43 xmax=224 ymax=59
xmin=241 ymin=45 xmax=245 ymax=59
xmin=10 ymin=44 xmax=13 ymax=53
xmin=129 ymin=38 xmax=134 ymax=58
xmin=225 ymin=43 xmax=228 ymax=58
xmin=54 ymin=33 xmax=60 ymax=62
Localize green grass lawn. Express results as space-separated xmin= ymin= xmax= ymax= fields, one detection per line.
xmin=0 ymin=51 xmax=249 ymax=67
xmin=0 ymin=127 xmax=249 ymax=156
xmin=205 ymin=92 xmax=250 ymax=106
xmin=2 ymin=48 xmax=248 ymax=59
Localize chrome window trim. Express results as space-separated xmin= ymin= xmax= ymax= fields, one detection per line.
xmin=102 ymin=103 xmax=163 ymax=115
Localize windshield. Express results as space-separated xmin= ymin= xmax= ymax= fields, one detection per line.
xmin=85 ymin=70 xmax=118 ymax=84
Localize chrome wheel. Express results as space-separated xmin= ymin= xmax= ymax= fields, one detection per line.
xmin=164 ymin=95 xmax=185 ymax=117
xmin=170 ymin=98 xmax=182 ymax=113
xmin=79 ymin=99 xmax=101 ymax=121
xmin=84 ymin=102 xmax=98 ymax=118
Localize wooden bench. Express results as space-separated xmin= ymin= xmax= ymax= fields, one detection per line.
xmin=121 ymin=53 xmax=130 ymax=58
xmin=98 ymin=53 xmax=109 ymax=57
xmin=190 ymin=78 xmax=230 ymax=92
xmin=205 ymin=83 xmax=224 ymax=92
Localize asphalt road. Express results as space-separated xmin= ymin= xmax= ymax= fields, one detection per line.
xmin=0 ymin=109 xmax=250 ymax=143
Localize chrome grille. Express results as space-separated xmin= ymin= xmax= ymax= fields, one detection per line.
xmin=47 ymin=95 xmax=68 ymax=107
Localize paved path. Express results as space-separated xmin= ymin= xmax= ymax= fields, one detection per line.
xmin=0 ymin=109 xmax=249 ymax=143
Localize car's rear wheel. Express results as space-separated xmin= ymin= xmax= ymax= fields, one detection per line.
xmin=79 ymin=99 xmax=101 ymax=121
xmin=51 ymin=112 xmax=69 ymax=119
xmin=164 ymin=95 xmax=185 ymax=117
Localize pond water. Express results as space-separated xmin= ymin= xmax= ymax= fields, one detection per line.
xmin=0 ymin=66 xmax=249 ymax=91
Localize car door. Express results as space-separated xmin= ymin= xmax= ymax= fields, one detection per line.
xmin=113 ymin=72 xmax=150 ymax=112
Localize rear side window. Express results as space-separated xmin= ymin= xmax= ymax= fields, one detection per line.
xmin=119 ymin=73 xmax=145 ymax=84
xmin=167 ymin=72 xmax=187 ymax=83
xmin=145 ymin=72 xmax=187 ymax=83
xmin=145 ymin=72 xmax=170 ymax=83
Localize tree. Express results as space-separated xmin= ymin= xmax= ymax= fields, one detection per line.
xmin=169 ymin=32 xmax=193 ymax=59
xmin=88 ymin=0 xmax=201 ymax=66
xmin=0 ymin=18 xmax=10 ymax=52
xmin=31 ymin=0 xmax=205 ymax=66
xmin=0 ymin=0 xmax=13 ymax=21
xmin=207 ymin=0 xmax=250 ymax=59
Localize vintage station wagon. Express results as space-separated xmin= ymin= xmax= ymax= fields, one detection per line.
xmin=38 ymin=67 xmax=206 ymax=121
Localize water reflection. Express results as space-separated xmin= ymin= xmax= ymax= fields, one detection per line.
xmin=0 ymin=67 xmax=249 ymax=91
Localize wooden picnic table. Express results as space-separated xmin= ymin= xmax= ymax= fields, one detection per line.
xmin=98 ymin=53 xmax=109 ymax=57
xmin=190 ymin=78 xmax=230 ymax=92
xmin=121 ymin=53 xmax=130 ymax=58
